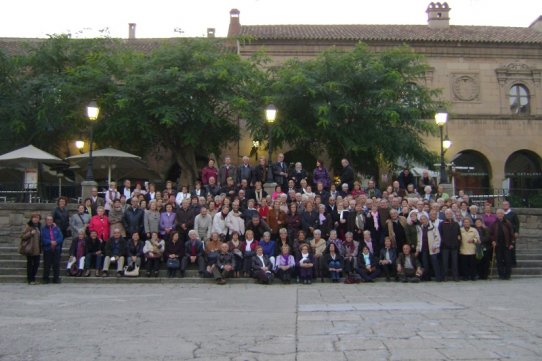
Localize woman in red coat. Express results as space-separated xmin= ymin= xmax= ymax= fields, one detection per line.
xmin=88 ymin=206 xmax=110 ymax=241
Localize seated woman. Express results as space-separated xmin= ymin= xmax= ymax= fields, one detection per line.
xmin=143 ymin=232 xmax=165 ymax=277
xmin=310 ymin=229 xmax=327 ymax=281
xmin=358 ymin=245 xmax=381 ymax=282
xmin=205 ymin=232 xmax=222 ymax=275
xmin=251 ymin=245 xmax=274 ymax=284
xmin=298 ymin=244 xmax=314 ymax=284
xmin=379 ymin=237 xmax=397 ymax=282
xmin=228 ymin=231 xmax=243 ymax=278
xmin=84 ymin=230 xmax=105 ymax=277
xmin=397 ymin=244 xmax=423 ymax=283
xmin=67 ymin=230 xmax=87 ymax=277
xmin=126 ymin=232 xmax=144 ymax=274
xmin=323 ymin=243 xmax=344 ymax=283
xmin=240 ymin=229 xmax=259 ymax=277
xmin=342 ymin=232 xmax=359 ymax=276
xmin=164 ymin=231 xmax=183 ymax=278
xmin=275 ymin=245 xmax=295 ymax=284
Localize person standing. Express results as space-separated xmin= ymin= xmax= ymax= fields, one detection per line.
xmin=490 ymin=209 xmax=515 ymax=280
xmin=439 ymin=209 xmax=461 ymax=282
xmin=218 ymin=156 xmax=237 ymax=186
xmin=312 ymin=159 xmax=331 ymax=190
xmin=339 ymin=159 xmax=355 ymax=191
xmin=502 ymin=201 xmax=520 ymax=267
xmin=40 ymin=215 xmax=64 ymax=284
xmin=20 ymin=213 xmax=42 ymax=285
xmin=273 ymin=153 xmax=289 ymax=190
xmin=104 ymin=181 xmax=120 ymax=215
xmin=123 ymin=197 xmax=144 ymax=239
xmin=201 ymin=159 xmax=219 ymax=186
xmin=52 ymin=196 xmax=70 ymax=238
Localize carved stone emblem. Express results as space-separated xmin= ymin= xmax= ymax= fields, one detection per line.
xmin=452 ymin=75 xmax=479 ymax=101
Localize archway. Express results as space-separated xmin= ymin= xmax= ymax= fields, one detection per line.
xmin=451 ymin=150 xmax=491 ymax=194
xmin=505 ymin=150 xmax=542 ymax=191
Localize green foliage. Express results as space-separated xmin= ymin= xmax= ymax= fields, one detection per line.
xmin=0 ymin=35 xmax=122 ymax=154
xmin=246 ymin=43 xmax=441 ymax=174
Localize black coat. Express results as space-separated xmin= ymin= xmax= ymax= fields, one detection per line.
xmin=52 ymin=207 xmax=70 ymax=235
xmin=438 ymin=220 xmax=461 ymax=249
xmin=123 ymin=207 xmax=144 ymax=235
xmin=340 ymin=165 xmax=355 ymax=190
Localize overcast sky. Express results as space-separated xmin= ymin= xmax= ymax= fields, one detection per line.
xmin=1 ymin=0 xmax=540 ymax=39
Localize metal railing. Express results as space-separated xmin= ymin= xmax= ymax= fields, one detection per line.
xmin=461 ymin=188 xmax=542 ymax=208
xmin=0 ymin=183 xmax=79 ymax=203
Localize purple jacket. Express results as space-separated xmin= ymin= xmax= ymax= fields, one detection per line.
xmin=275 ymin=254 xmax=295 ymax=268
xmin=313 ymin=167 xmax=331 ymax=188
xmin=159 ymin=212 xmax=176 ymax=235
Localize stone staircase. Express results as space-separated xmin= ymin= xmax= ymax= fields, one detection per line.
xmin=0 ymin=236 xmax=540 ymax=284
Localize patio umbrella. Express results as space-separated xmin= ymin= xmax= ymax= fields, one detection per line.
xmin=66 ymin=147 xmax=156 ymax=184
xmin=0 ymin=144 xmax=65 ymax=200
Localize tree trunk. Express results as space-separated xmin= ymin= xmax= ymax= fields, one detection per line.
xmin=175 ymin=146 xmax=198 ymax=187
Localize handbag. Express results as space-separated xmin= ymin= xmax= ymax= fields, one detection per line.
xmin=475 ymin=243 xmax=484 ymax=261
xmin=18 ymin=237 xmax=33 ymax=256
xmin=124 ymin=265 xmax=140 ymax=277
xmin=166 ymin=258 xmax=180 ymax=269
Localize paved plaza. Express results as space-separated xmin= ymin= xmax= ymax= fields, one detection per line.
xmin=0 ymin=279 xmax=541 ymax=361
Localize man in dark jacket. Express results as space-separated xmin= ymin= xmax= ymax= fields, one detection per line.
xmin=176 ymin=199 xmax=195 ymax=243
xmin=212 ymin=243 xmax=236 ymax=285
xmin=180 ymin=230 xmax=205 ymax=277
xmin=396 ymin=244 xmax=423 ymax=282
xmin=41 ymin=215 xmax=64 ymax=284
xmin=490 ymin=209 xmax=515 ymax=280
xmin=439 ymin=209 xmax=461 ymax=281
xmin=301 ymin=202 xmax=319 ymax=238
xmin=102 ymin=228 xmax=127 ymax=277
xmin=123 ymin=197 xmax=144 ymax=239
xmin=502 ymin=200 xmax=519 ymax=266
xmin=339 ymin=158 xmax=355 ymax=191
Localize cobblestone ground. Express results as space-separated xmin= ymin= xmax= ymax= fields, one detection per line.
xmin=0 ymin=279 xmax=541 ymax=360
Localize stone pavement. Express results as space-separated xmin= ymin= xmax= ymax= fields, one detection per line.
xmin=0 ymin=279 xmax=541 ymax=361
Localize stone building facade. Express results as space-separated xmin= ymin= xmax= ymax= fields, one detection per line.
xmin=228 ymin=3 xmax=542 ymax=194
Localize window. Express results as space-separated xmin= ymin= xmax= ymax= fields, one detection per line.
xmin=509 ymin=84 xmax=530 ymax=114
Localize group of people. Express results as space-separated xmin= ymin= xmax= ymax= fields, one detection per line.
xmin=19 ymin=155 xmax=520 ymax=286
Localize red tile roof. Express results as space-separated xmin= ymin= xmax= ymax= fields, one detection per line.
xmin=239 ymin=24 xmax=542 ymax=44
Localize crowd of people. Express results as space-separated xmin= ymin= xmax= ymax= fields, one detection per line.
xmin=19 ymin=154 xmax=521 ymax=286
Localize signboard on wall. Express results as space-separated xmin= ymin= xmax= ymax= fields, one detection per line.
xmin=24 ymin=168 xmax=38 ymax=189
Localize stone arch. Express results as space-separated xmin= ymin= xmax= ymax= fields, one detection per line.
xmin=451 ymin=150 xmax=492 ymax=194
xmin=505 ymin=150 xmax=542 ymax=191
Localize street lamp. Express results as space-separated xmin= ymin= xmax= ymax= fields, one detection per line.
xmin=435 ymin=111 xmax=448 ymax=184
xmin=85 ymin=100 xmax=99 ymax=181
xmin=75 ymin=140 xmax=85 ymax=154
xmin=265 ymin=104 xmax=277 ymax=184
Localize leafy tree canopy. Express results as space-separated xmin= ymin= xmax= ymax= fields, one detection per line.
xmin=96 ymin=39 xmax=266 ymax=185
xmin=246 ymin=43 xmax=441 ymax=174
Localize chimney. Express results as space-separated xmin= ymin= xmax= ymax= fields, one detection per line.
xmin=529 ymin=15 xmax=542 ymax=32
xmin=426 ymin=2 xmax=451 ymax=29
xmin=227 ymin=9 xmax=241 ymax=37
xmin=207 ymin=28 xmax=216 ymax=38
xmin=128 ymin=23 xmax=136 ymax=39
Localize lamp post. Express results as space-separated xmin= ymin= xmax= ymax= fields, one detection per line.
xmin=265 ymin=104 xmax=277 ymax=185
xmin=435 ymin=111 xmax=448 ymax=184
xmin=85 ymin=101 xmax=99 ymax=181
xmin=75 ymin=140 xmax=85 ymax=154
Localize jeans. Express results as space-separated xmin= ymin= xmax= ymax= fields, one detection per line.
xmin=43 ymin=248 xmax=61 ymax=282
xmin=26 ymin=255 xmax=40 ymax=283
xmin=420 ymin=250 xmax=443 ymax=281
xmin=441 ymin=248 xmax=459 ymax=281
xmin=328 ymin=260 xmax=342 ymax=281
xmin=84 ymin=253 xmax=104 ymax=270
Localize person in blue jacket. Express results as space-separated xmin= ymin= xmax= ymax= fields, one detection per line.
xmin=41 ymin=215 xmax=64 ymax=284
